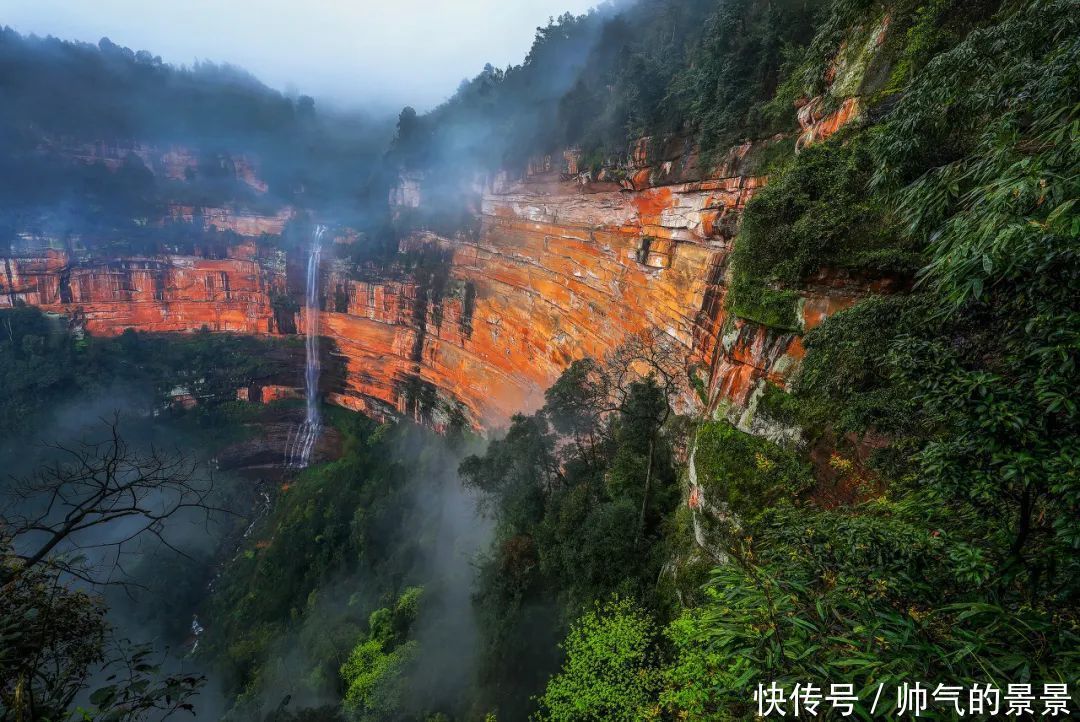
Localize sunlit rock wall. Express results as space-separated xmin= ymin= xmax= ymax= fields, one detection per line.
xmin=2 ymin=134 xmax=869 ymax=430
xmin=5 ymin=97 xmax=872 ymax=430
xmin=1 ymin=245 xmax=281 ymax=334
xmin=322 ymin=128 xmax=878 ymax=428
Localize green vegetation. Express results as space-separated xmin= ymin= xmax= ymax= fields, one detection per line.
xmin=654 ymin=0 xmax=1080 ymax=714
xmin=206 ymin=413 xmax=397 ymax=704
xmin=391 ymin=0 xmax=828 ymax=177
xmin=341 ymin=588 xmax=424 ymax=720
xmin=0 ymin=304 xmax=297 ymax=439
xmin=202 ymin=415 xmax=488 ymax=721
xmin=725 ymin=276 xmax=801 ymax=330
xmin=0 ymin=28 xmax=392 ymax=256
xmin=792 ymin=293 xmax=931 ymax=435
xmin=694 ymin=420 xmax=812 ymax=515
xmin=1 ymin=424 xmax=216 ymax=720
xmin=523 ymin=0 xmax=1077 ymax=717
xmin=671 ymin=0 xmax=821 ymax=155
xmin=735 ymin=133 xmax=912 ymax=286
xmin=459 ymin=352 xmax=684 ymax=718
xmin=535 ymin=597 xmax=660 ymax=722
xmin=727 ymin=131 xmax=920 ymax=329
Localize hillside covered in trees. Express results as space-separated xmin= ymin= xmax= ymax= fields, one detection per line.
xmin=0 ymin=27 xmax=393 ymax=253
xmin=226 ymin=0 xmax=1080 ymax=716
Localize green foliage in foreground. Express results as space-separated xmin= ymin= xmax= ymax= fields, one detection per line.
xmin=535 ymin=597 xmax=660 ymax=722
xmin=536 ymin=1 xmax=1080 ymax=718
xmin=542 ymin=483 xmax=1077 ymax=720
xmin=461 ymin=361 xmax=682 ymax=719
xmin=341 ymin=587 xmax=424 ymax=721
xmin=197 ymin=1 xmax=1080 ymax=718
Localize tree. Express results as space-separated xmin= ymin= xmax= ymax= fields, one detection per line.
xmin=603 ymin=330 xmax=688 ymax=541
xmin=535 ymin=597 xmax=660 ymax=722
xmin=391 ymin=106 xmax=426 ymax=168
xmin=340 ymin=587 xmax=423 ymax=721
xmin=1 ymin=418 xmax=221 ymax=587
xmin=0 ymin=420 xmax=214 ymax=720
xmin=542 ymin=358 xmax=612 ymax=471
xmin=461 ymin=332 xmax=691 ymax=716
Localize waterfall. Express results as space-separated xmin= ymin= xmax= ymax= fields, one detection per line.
xmin=285 ymin=224 xmax=326 ymax=468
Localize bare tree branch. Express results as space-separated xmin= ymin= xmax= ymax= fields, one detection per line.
xmin=1 ymin=415 xmax=233 ymax=589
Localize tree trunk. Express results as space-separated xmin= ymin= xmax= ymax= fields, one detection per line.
xmin=637 ymin=437 xmax=654 ymax=544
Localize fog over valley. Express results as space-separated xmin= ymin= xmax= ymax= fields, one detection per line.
xmin=0 ymin=0 xmax=603 ymax=111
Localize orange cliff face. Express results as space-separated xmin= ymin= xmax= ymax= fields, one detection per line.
xmin=5 ymin=102 xmax=870 ymax=431
xmin=1 ymin=246 xmax=281 ymax=335
xmin=1 ymin=143 xmax=869 ymax=430
xmin=428 ymin=175 xmax=759 ymax=423
xmin=319 ymin=133 xmax=879 ymax=429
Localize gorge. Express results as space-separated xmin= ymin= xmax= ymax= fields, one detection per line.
xmin=0 ymin=98 xmax=866 ymax=433
xmin=1 ymin=1 xmax=1077 ymax=720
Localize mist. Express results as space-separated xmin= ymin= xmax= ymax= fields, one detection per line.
xmin=0 ymin=0 xmax=603 ymax=111
xmin=196 ymin=423 xmax=494 ymax=720
xmin=0 ymin=390 xmax=252 ymax=716
xmin=3 ymin=0 xmax=663 ymax=718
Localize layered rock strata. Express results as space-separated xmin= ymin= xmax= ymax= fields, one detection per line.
xmin=1 ymin=245 xmax=280 ymax=334
xmin=5 ymin=129 xmax=874 ymax=429
xmin=318 ymin=130 xmax=881 ymax=427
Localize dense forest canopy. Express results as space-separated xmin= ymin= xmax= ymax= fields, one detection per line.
xmin=0 ymin=28 xmax=394 ymax=250
xmin=0 ymin=30 xmax=301 ymax=143
xmin=389 ymin=0 xmax=824 ymax=175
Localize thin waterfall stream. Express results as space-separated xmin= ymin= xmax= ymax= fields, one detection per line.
xmin=285 ymin=224 xmax=326 ymax=468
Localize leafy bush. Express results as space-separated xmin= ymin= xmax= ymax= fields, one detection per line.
xmin=734 ymin=132 xmax=911 ymax=288
xmin=694 ymin=421 xmax=813 ymax=517
xmin=341 ymin=588 xmax=423 ymax=720
xmin=725 ymin=276 xmax=801 ymax=330
xmin=536 ymin=597 xmax=660 ymax=722
xmin=793 ymin=294 xmax=931 ymax=435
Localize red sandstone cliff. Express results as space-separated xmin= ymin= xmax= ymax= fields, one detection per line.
xmin=2 ymin=92 xmax=871 ymax=430
xmin=320 ymin=135 xmax=874 ymax=428
xmin=1 ymin=243 xmax=281 ymax=335
xmin=2 ymin=9 xmax=896 ymax=432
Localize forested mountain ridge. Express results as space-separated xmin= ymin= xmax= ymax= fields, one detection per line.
xmin=0 ymin=27 xmax=392 ymax=257
xmin=1 ymin=0 xmax=1078 ymax=719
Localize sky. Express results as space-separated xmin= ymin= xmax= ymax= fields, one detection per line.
xmin=0 ymin=0 xmax=601 ymax=112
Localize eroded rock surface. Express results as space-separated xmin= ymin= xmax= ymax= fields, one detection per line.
xmin=4 ymin=121 xmax=874 ymax=429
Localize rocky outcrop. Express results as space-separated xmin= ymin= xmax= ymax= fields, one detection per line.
xmin=6 ymin=106 xmax=869 ymax=430
xmin=1 ymin=244 xmax=281 ymax=334
xmin=165 ymin=205 xmax=294 ymax=237
xmin=216 ymin=414 xmax=341 ymax=472
xmin=796 ymin=96 xmax=860 ymax=150
xmin=319 ymin=128 xmax=876 ymax=427
xmin=39 ymin=138 xmax=272 ymax=193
